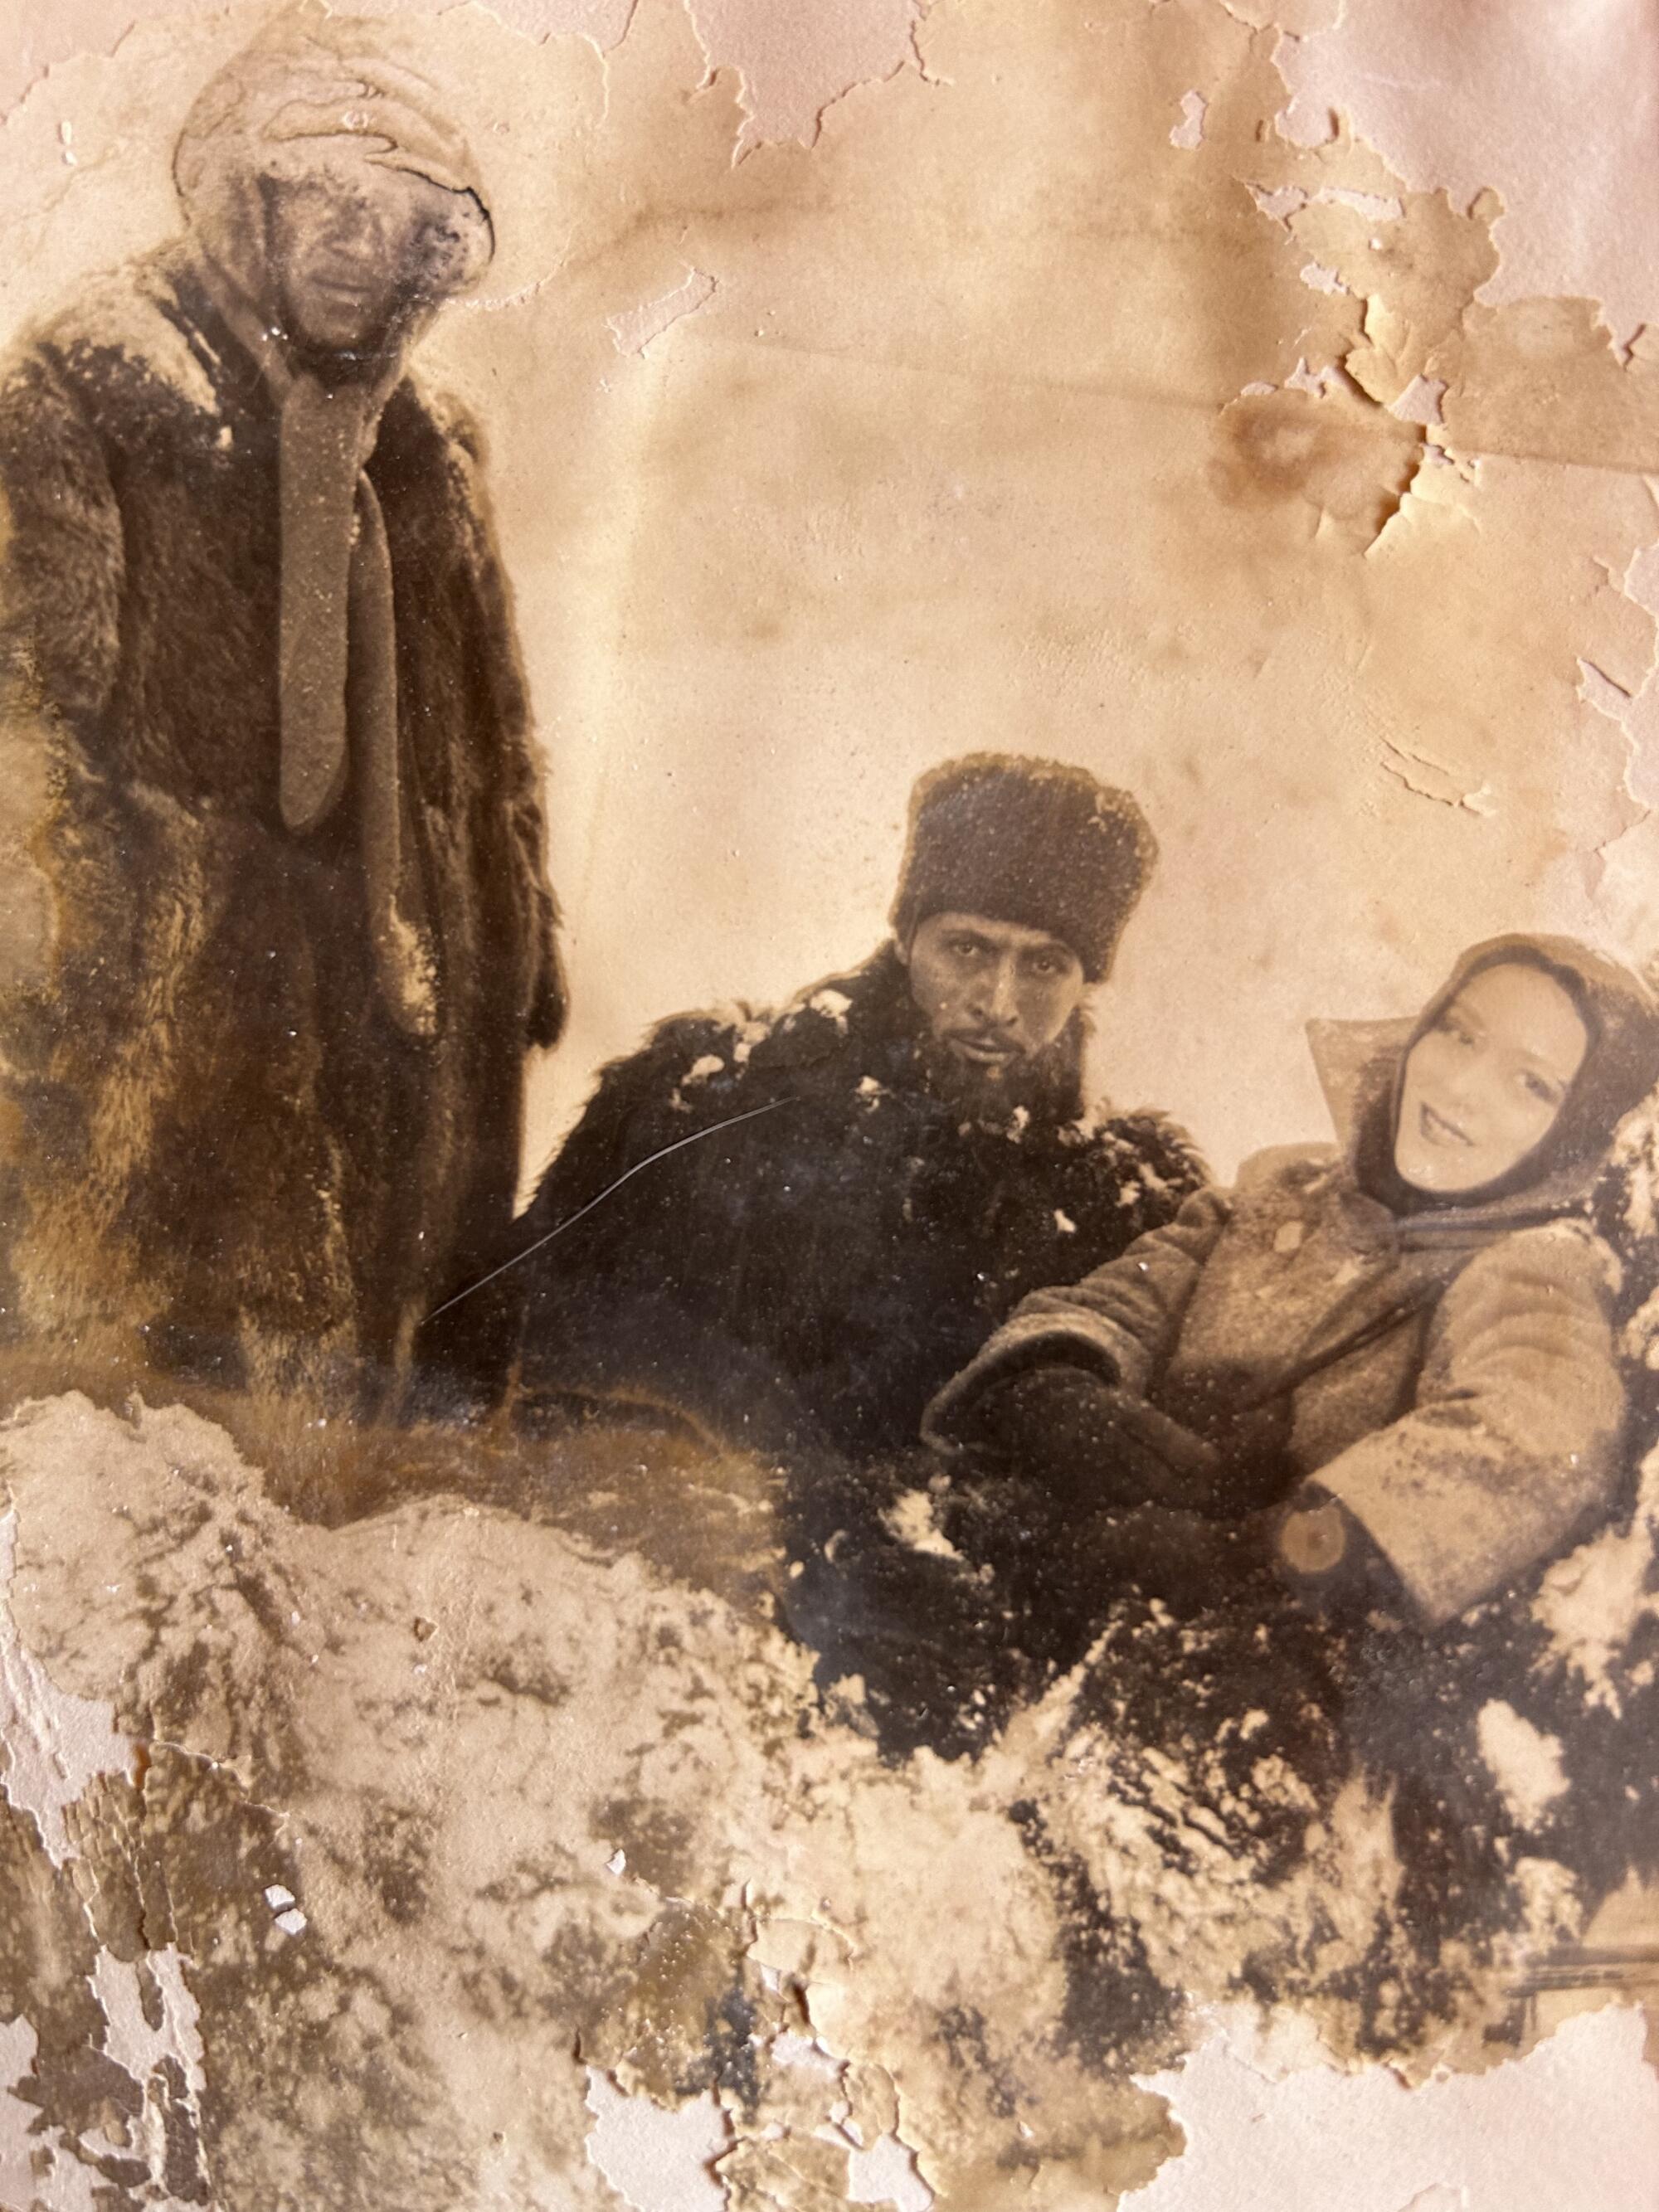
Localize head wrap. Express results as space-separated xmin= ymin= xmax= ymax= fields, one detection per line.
xmin=890 ymin=753 xmax=1155 ymax=982
xmin=173 ymin=13 xmax=495 ymax=1035
xmin=1355 ymin=933 xmax=1659 ymax=1214
xmin=174 ymin=11 xmax=494 ymax=321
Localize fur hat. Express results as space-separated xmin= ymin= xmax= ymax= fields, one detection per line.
xmin=890 ymin=753 xmax=1156 ymax=981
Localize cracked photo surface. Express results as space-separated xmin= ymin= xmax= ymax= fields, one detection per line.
xmin=2 ymin=2 xmax=1659 ymax=2206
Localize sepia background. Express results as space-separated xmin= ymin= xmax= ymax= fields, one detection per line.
xmin=11 ymin=0 xmax=1659 ymax=1190
xmin=4 ymin=2 xmax=1659 ymax=2206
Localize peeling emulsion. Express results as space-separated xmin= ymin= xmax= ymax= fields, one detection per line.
xmin=608 ymin=266 xmax=719 ymax=356
xmin=0 ymin=1508 xmax=134 ymax=1868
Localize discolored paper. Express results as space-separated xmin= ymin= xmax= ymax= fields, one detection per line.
xmin=2 ymin=2 xmax=1657 ymax=2207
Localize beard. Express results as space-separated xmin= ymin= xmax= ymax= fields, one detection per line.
xmin=912 ymin=1014 xmax=1087 ymax=1128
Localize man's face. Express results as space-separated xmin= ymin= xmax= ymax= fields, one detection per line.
xmin=267 ymin=168 xmax=461 ymax=362
xmin=901 ymin=912 xmax=1087 ymax=1084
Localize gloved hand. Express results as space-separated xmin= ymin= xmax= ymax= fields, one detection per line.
xmin=1082 ymin=1500 xmax=1281 ymax=1617
xmin=967 ymin=1364 xmax=1224 ymax=1514
xmin=1155 ymin=1364 xmax=1301 ymax=1514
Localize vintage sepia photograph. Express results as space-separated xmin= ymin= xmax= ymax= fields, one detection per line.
xmin=2 ymin=0 xmax=1658 ymax=2205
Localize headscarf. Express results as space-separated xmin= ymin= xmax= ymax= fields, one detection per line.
xmin=1352 ymin=933 xmax=1659 ymax=1218
xmin=173 ymin=12 xmax=495 ymax=1036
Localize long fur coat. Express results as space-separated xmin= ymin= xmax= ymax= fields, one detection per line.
xmin=484 ymin=944 xmax=1205 ymax=1457
xmin=0 ymin=249 xmax=563 ymax=1393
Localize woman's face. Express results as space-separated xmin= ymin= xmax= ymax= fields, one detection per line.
xmin=1393 ymin=961 xmax=1589 ymax=1195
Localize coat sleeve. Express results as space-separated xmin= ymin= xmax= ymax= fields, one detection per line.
xmin=1312 ymin=1222 xmax=1627 ymax=1626
xmin=444 ymin=402 xmax=566 ymax=1052
xmin=0 ymin=348 xmax=124 ymax=1002
xmin=922 ymin=1184 xmax=1234 ymax=1445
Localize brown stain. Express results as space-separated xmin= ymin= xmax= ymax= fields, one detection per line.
xmin=1211 ymin=385 xmax=1425 ymax=544
xmin=584 ymin=1897 xmax=762 ymax=2103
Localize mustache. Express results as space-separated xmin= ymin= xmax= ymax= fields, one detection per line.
xmin=914 ymin=1016 xmax=1085 ymax=1121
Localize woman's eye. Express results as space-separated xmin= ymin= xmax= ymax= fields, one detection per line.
xmin=1521 ymin=1072 xmax=1563 ymax=1107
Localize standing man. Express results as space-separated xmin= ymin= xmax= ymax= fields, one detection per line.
xmin=0 ymin=17 xmax=563 ymax=1397
xmin=482 ymin=753 xmax=1204 ymax=1456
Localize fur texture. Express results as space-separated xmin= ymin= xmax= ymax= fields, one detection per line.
xmin=0 ymin=249 xmax=562 ymax=1393
xmin=891 ymin=752 xmax=1156 ymax=982
xmin=456 ymin=943 xmax=1205 ymax=1456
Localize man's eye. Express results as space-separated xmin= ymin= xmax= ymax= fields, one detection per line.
xmin=949 ymin=940 xmax=983 ymax=959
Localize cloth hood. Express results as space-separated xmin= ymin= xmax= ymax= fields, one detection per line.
xmin=173 ymin=12 xmax=494 ymax=324
xmin=1307 ymin=933 xmax=1659 ymax=1235
xmin=168 ymin=16 xmax=495 ymax=1039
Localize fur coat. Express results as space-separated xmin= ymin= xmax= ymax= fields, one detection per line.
xmin=0 ymin=250 xmax=563 ymax=1391
xmin=493 ymin=943 xmax=1205 ymax=1456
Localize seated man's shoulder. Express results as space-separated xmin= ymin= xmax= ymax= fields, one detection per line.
xmin=568 ymin=965 xmax=881 ymax=1145
xmin=1053 ymin=1107 xmax=1209 ymax=1243
xmin=744 ymin=959 xmax=903 ymax=1082
xmin=523 ymin=1002 xmax=783 ymax=1225
xmin=597 ymin=1003 xmax=776 ymax=1108
xmin=1067 ymin=1106 xmax=1208 ymax=1195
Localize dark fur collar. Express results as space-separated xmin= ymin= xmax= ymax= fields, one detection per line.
xmin=747 ymin=941 xmax=1088 ymax=1130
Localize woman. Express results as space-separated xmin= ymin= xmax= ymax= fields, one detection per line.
xmin=925 ymin=933 xmax=1659 ymax=1631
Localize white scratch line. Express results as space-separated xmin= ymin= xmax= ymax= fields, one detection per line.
xmin=426 ymin=1098 xmax=788 ymax=1320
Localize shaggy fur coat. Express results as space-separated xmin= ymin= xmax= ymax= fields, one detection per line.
xmin=0 ymin=249 xmax=562 ymax=1391
xmin=489 ymin=943 xmax=1205 ymax=1456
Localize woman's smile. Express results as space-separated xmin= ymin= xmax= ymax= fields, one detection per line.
xmin=1417 ymin=1099 xmax=1474 ymax=1150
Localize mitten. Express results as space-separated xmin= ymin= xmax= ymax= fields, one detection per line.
xmin=970 ymin=1364 xmax=1223 ymax=1514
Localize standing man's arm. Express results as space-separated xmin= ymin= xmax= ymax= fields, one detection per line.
xmin=446 ymin=406 xmax=566 ymax=1053
xmin=0 ymin=350 xmax=124 ymax=999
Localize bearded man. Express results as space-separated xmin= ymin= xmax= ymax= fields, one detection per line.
xmin=465 ymin=754 xmax=1204 ymax=1456
xmin=0 ymin=17 xmax=563 ymax=1396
